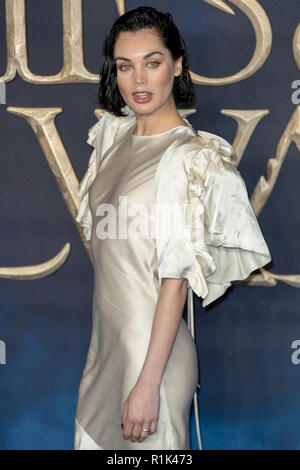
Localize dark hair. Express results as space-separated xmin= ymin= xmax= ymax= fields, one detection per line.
xmin=97 ymin=6 xmax=196 ymax=117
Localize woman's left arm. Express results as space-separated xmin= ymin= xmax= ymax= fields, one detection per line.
xmin=138 ymin=277 xmax=188 ymax=386
xmin=122 ymin=278 xmax=188 ymax=442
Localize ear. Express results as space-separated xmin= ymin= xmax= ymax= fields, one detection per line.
xmin=174 ymin=56 xmax=183 ymax=77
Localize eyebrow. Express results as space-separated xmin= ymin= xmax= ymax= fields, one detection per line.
xmin=114 ymin=51 xmax=163 ymax=62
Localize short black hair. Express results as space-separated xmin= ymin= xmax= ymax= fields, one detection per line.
xmin=97 ymin=6 xmax=196 ymax=117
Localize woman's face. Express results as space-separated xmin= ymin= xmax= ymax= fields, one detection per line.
xmin=113 ymin=28 xmax=182 ymax=115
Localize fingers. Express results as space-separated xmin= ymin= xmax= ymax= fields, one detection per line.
xmin=122 ymin=419 xmax=158 ymax=443
xmin=122 ymin=418 xmax=134 ymax=440
xmin=130 ymin=423 xmax=142 ymax=442
xmin=123 ymin=419 xmax=143 ymax=442
xmin=121 ymin=399 xmax=159 ymax=443
xmin=150 ymin=419 xmax=158 ymax=435
xmin=137 ymin=422 xmax=152 ymax=443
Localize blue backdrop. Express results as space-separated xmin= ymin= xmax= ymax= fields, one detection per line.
xmin=0 ymin=0 xmax=299 ymax=450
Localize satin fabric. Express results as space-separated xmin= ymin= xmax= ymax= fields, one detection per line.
xmin=153 ymin=128 xmax=272 ymax=307
xmin=74 ymin=121 xmax=199 ymax=450
xmin=75 ymin=106 xmax=271 ymax=308
xmin=74 ymin=106 xmax=272 ymax=450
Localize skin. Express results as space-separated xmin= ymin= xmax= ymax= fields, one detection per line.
xmin=114 ymin=28 xmax=189 ymax=443
xmin=114 ymin=28 xmax=189 ymax=136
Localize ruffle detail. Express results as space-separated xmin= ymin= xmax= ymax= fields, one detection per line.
xmin=75 ymin=120 xmax=101 ymax=241
xmin=75 ymin=106 xmax=135 ymax=241
xmin=185 ymin=132 xmax=272 ymax=307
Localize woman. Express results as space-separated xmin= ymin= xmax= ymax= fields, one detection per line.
xmin=74 ymin=6 xmax=272 ymax=450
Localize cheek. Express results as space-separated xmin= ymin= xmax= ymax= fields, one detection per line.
xmin=153 ymin=67 xmax=174 ymax=92
xmin=116 ymin=73 xmax=124 ymax=91
xmin=116 ymin=71 xmax=130 ymax=93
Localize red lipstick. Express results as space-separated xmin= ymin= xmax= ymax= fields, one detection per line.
xmin=132 ymin=91 xmax=153 ymax=104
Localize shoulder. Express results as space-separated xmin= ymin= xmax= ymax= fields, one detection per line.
xmin=158 ymin=128 xmax=238 ymax=189
xmin=87 ymin=105 xmax=136 ymax=147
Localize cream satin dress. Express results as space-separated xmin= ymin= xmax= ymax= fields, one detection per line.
xmin=74 ymin=106 xmax=272 ymax=450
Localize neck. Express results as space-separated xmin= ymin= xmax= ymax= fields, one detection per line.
xmin=132 ymin=101 xmax=186 ymax=136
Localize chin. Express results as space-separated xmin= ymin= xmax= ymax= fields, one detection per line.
xmin=133 ymin=100 xmax=161 ymax=113
xmin=132 ymin=106 xmax=155 ymax=115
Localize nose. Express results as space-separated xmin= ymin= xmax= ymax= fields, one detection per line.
xmin=133 ymin=64 xmax=147 ymax=85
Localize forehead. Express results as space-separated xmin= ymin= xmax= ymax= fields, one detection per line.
xmin=114 ymin=29 xmax=166 ymax=56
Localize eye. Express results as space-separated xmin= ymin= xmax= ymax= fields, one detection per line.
xmin=119 ymin=64 xmax=130 ymax=71
xmin=148 ymin=61 xmax=160 ymax=68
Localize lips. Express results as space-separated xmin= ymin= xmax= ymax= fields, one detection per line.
xmin=132 ymin=92 xmax=153 ymax=104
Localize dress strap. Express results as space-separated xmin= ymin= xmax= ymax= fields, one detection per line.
xmin=187 ymin=284 xmax=203 ymax=450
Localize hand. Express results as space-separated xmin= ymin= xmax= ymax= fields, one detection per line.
xmin=122 ymin=381 xmax=160 ymax=443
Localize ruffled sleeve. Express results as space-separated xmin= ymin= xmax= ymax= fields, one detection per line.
xmin=154 ymin=131 xmax=272 ymax=307
xmin=75 ymin=106 xmax=135 ymax=241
